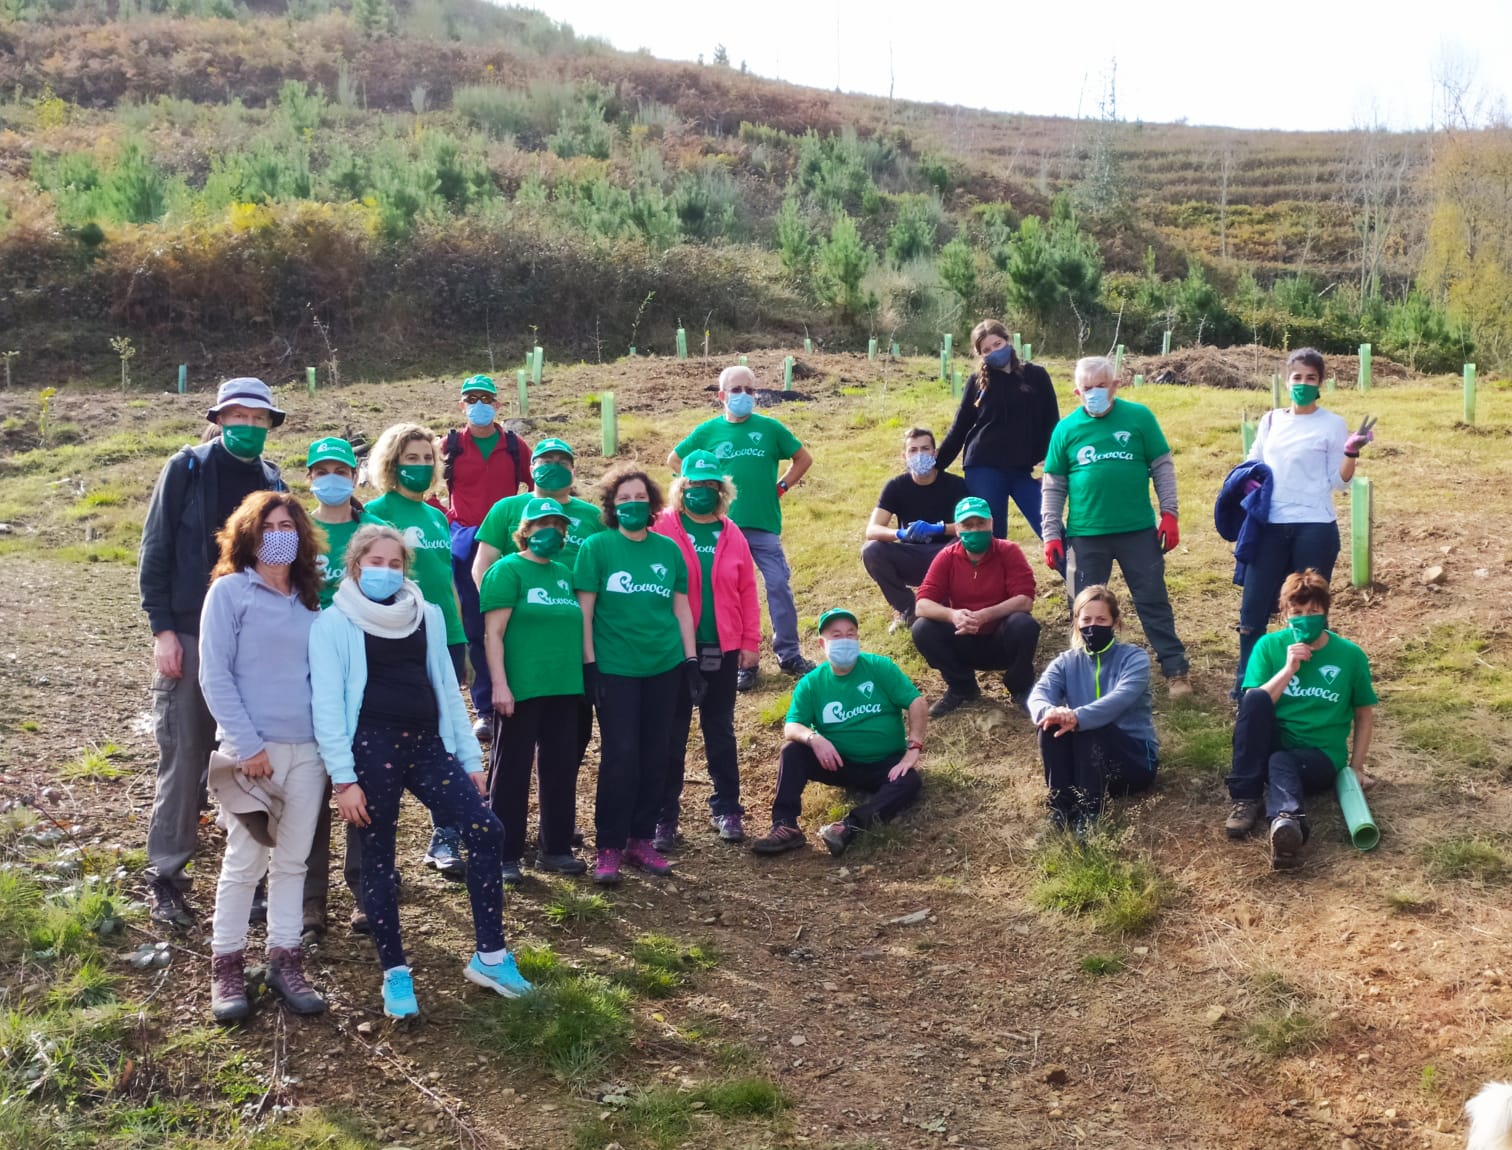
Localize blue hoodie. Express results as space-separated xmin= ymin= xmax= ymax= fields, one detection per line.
xmin=1213 ymin=460 xmax=1274 ymax=586
xmin=1027 ymin=641 xmax=1158 ymax=751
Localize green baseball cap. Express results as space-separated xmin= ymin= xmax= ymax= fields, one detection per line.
xmin=520 ymin=496 xmax=567 ymax=523
xmin=681 ymin=450 xmax=725 ymax=481
xmin=953 ymin=496 xmax=993 ymax=524
xmin=460 ymin=374 xmax=497 ymax=397
xmin=816 ymin=607 xmax=859 ymax=634
xmin=307 ymin=436 xmax=357 ymax=469
xmin=532 ymin=437 xmax=575 ymax=460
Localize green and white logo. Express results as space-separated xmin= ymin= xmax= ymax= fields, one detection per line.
xmin=605 ymin=570 xmax=671 ymax=597
xmin=526 ymin=586 xmax=578 ymax=607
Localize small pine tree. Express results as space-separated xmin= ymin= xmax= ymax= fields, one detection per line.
xmin=712 ymin=44 xmax=730 ymax=66
xmin=350 ymin=0 xmax=396 ymax=39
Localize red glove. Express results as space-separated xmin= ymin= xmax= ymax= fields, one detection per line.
xmin=1043 ymin=539 xmax=1065 ymax=571
xmin=1157 ymin=512 xmax=1179 ymax=553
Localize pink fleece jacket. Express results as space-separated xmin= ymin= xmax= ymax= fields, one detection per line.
xmin=652 ymin=508 xmax=761 ymax=653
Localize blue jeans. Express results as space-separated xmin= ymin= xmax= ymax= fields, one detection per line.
xmin=1235 ymin=521 xmax=1341 ymax=694
xmin=452 ymin=544 xmax=493 ymax=718
xmin=964 ymin=465 xmax=1043 ymax=540
xmin=1226 ymin=690 xmax=1336 ymax=832
xmin=744 ymin=528 xmax=801 ymax=665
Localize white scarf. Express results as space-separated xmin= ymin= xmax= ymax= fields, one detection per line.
xmin=333 ymin=578 xmax=425 ymax=639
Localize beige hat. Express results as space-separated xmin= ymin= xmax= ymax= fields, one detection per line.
xmin=208 ymin=750 xmax=287 ymax=848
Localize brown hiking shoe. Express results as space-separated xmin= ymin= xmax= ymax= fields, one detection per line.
xmin=1166 ymin=673 xmax=1193 ymax=699
xmin=267 ymin=946 xmax=326 ymax=1015
xmin=1225 ymin=799 xmax=1263 ymax=840
xmin=210 ymin=950 xmax=251 ymax=1024
xmin=750 ymin=824 xmax=807 ymax=856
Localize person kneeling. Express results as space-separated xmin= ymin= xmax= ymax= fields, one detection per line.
xmin=751 ymin=609 xmax=928 ymax=858
xmin=1224 ymin=569 xmax=1376 ymax=870
xmin=1027 ymin=585 xmax=1158 ymax=836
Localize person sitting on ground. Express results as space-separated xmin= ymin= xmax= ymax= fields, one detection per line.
xmin=751 ymin=609 xmax=928 ymax=858
xmin=912 ymin=496 xmax=1040 ymax=717
xmin=200 ymin=492 xmax=327 ymax=1023
xmin=860 ymin=427 xmax=969 ymax=633
xmin=310 ymin=525 xmax=532 ymax=1018
xmin=1224 ymin=569 xmax=1377 ymax=870
xmin=1027 ymin=585 xmax=1158 ymax=836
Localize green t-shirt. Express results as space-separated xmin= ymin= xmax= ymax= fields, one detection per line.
xmin=786 ymin=652 xmax=921 ymax=764
xmin=478 ymin=553 xmax=583 ymax=701
xmin=675 ymin=413 xmax=802 ymax=535
xmin=477 ymin=492 xmax=606 ymax=567
xmin=573 ymin=530 xmax=688 ymax=677
xmin=1242 ymin=629 xmax=1378 ymax=771
xmin=682 ymin=513 xmax=722 ymax=646
xmin=473 ymin=429 xmax=498 ymax=462
xmin=1043 ymin=400 xmax=1171 ymax=537
xmin=364 ymin=492 xmax=465 ymax=645
xmin=312 ymin=511 xmax=390 ymax=609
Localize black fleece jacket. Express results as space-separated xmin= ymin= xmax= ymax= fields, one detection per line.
xmin=936 ymin=362 xmax=1061 ymax=472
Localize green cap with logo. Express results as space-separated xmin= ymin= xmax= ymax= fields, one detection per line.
xmin=460 ymin=373 xmax=497 ymax=397
xmin=680 ymin=449 xmax=725 ymax=481
xmin=532 ymin=437 xmax=575 ymax=460
xmin=307 ymin=436 xmax=358 ymax=469
xmin=520 ymin=496 xmax=567 ymax=523
xmin=953 ymin=496 xmax=993 ymax=525
xmin=816 ymin=607 xmax=859 ymax=634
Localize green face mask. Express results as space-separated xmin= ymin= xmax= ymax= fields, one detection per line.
xmin=683 ymin=486 xmax=720 ymax=515
xmin=615 ymin=500 xmax=650 ymax=531
xmin=526 ymin=526 xmax=564 ymax=558
xmin=960 ymin=529 xmax=993 ymax=554
xmin=1288 ymin=613 xmax=1327 ymax=644
xmin=397 ymin=464 xmax=435 ymax=494
xmin=222 ymin=424 xmax=268 ymax=459
xmin=1290 ymin=384 xmax=1321 ymax=407
xmin=532 ymin=462 xmax=572 ymax=491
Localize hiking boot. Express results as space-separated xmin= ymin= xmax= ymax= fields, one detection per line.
xmin=929 ymin=689 xmax=980 ymax=718
xmin=150 ymin=879 xmax=194 ymax=929
xmin=1225 ymin=799 xmax=1263 ymax=840
xmin=1270 ymin=816 xmax=1304 ymax=870
xmin=210 ymin=950 xmax=251 ymax=1024
xmin=750 ymin=824 xmax=806 ymax=856
xmin=736 ymin=667 xmax=758 ymax=693
xmin=625 ymin=839 xmax=672 ymax=876
xmin=779 ymin=656 xmax=816 ymax=677
xmin=268 ymin=946 xmax=326 ymax=1015
xmin=382 ymin=966 xmax=420 ymax=1019
xmin=651 ymin=820 xmax=679 ymax=854
xmin=500 ymin=859 xmax=525 ymax=887
xmin=1166 ymin=673 xmax=1193 ymax=699
xmin=302 ymin=898 xmax=328 ymax=942
xmin=710 ymin=813 xmax=746 ymax=842
xmin=424 ymin=827 xmax=467 ymax=882
xmin=818 ymin=821 xmax=854 ymax=857
xmin=593 ymin=848 xmax=624 ymax=886
xmin=349 ymin=904 xmax=370 ymax=935
xmin=535 ymin=851 xmax=588 ymax=876
xmin=464 ymin=951 xmax=533 ymax=999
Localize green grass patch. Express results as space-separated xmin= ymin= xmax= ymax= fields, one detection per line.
xmin=1422 ymin=835 xmax=1511 ymax=883
xmin=756 ymin=689 xmax=793 ymax=727
xmin=575 ymin=1077 xmax=789 ymax=1148
xmin=18 ymin=720 xmax=40 ymax=733
xmin=1160 ymin=704 xmax=1234 ymax=776
xmin=543 ymin=884 xmax=614 ymax=927
xmin=1385 ymin=888 xmax=1435 ymax=914
xmin=1033 ymin=838 xmax=1164 ymax=934
xmin=469 ymin=965 xmax=633 ymax=1088
xmin=627 ymin=933 xmax=718 ymax=998
xmin=56 ymin=743 xmax=127 ymax=781
xmin=1242 ymin=972 xmax=1327 ymax=1058
xmin=1079 ymin=952 xmax=1126 ymax=976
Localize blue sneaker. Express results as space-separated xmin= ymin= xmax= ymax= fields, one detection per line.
xmin=382 ymin=966 xmax=419 ymax=1019
xmin=464 ymin=952 xmax=534 ymax=999
xmin=424 ymin=827 xmax=467 ymax=882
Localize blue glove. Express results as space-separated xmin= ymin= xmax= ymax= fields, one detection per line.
xmin=919 ymin=521 xmax=946 ymax=540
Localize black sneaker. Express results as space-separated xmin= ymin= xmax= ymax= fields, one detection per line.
xmin=500 ymin=859 xmax=524 ymax=886
xmin=779 ymin=656 xmax=816 ymax=677
xmin=929 ymin=690 xmax=980 ymax=718
xmin=736 ymin=667 xmax=758 ymax=692
xmin=424 ymin=827 xmax=468 ymax=882
xmin=818 ymin=821 xmax=854 ymax=857
xmin=1270 ymin=816 xmax=1304 ymax=870
xmin=149 ymin=880 xmax=194 ymax=929
xmin=535 ymin=851 xmax=588 ymax=876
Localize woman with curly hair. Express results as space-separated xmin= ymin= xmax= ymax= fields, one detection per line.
xmin=199 ymin=491 xmax=328 ymax=1023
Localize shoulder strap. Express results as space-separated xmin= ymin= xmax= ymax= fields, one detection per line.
xmin=441 ymin=429 xmax=464 ymax=491
xmin=503 ymin=430 xmax=526 ymax=484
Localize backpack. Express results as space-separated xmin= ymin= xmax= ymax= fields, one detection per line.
xmin=442 ymin=427 xmax=525 ymax=495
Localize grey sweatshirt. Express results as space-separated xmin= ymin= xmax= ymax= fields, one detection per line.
xmin=1027 ymin=641 xmax=1159 ymax=749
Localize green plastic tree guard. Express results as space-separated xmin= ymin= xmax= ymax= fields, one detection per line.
xmin=532 ymin=346 xmax=543 ymax=385
xmin=867 ymin=338 xmax=877 ymax=361
xmin=177 ymin=364 xmax=187 ymax=395
xmin=891 ymin=341 xmax=900 ymax=359
xmin=1335 ymin=767 xmax=1380 ymax=850
xmin=517 ymin=370 xmax=529 ymax=417
xmin=943 ymin=333 xmax=953 ymax=361
xmin=804 ymin=337 xmax=813 ymax=354
xmin=1240 ymin=416 xmax=1256 ymax=455
xmin=1326 ymin=376 xmax=1336 ymax=393
xmin=738 ymin=355 xmax=748 ymax=367
xmin=951 ymin=369 xmax=963 ymax=398
xmin=1357 ymin=343 xmax=1371 ymax=392
xmin=1464 ymin=363 xmax=1477 ymax=424
xmin=601 ymin=391 xmax=616 ymax=457
xmin=1133 ymin=373 xmax=1144 ymax=388
xmin=1271 ymin=373 xmax=1283 ymax=409
xmin=1161 ymin=330 xmax=1171 ymax=356
xmin=1023 ymin=343 xmax=1033 ymax=363
xmin=939 ymin=350 xmax=948 ymax=381
xmin=306 ymin=366 xmax=316 ymax=396
xmin=676 ymin=328 xmax=688 ymax=359
xmin=1012 ymin=332 xmax=1022 ymax=355
xmin=783 ymin=356 xmax=794 ymax=391
xmin=1350 ymin=476 xmax=1372 ymax=587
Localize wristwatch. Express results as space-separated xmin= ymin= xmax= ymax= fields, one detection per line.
xmin=333 ymin=782 xmax=354 ymax=794
xmin=907 ymin=739 xmax=925 ymax=752
xmin=777 ymin=480 xmax=790 ymax=493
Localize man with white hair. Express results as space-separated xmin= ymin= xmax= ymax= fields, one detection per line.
xmin=1041 ymin=356 xmax=1191 ymax=697
xmin=669 ymin=365 xmax=814 ymax=689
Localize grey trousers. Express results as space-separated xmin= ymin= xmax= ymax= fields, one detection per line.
xmin=1065 ymin=529 xmax=1189 ymax=678
xmin=144 ymin=632 xmax=217 ymax=891
xmin=860 ymin=539 xmax=950 ymax=615
xmin=744 ymin=528 xmax=802 ymax=665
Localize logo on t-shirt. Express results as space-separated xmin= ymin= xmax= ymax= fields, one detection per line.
xmin=1284 ymin=673 xmax=1340 ymax=703
xmin=821 ymin=697 xmax=885 ymax=724
xmin=1076 ymin=442 xmax=1137 ymax=467
xmin=1318 ymin=665 xmax=1341 ymax=684
xmin=858 ymin=681 xmax=875 ymax=698
xmin=714 ymin=440 xmax=769 ymax=461
xmin=402 ymin=526 xmax=447 ymax=551
xmin=606 ymin=570 xmax=672 ymax=598
xmin=526 ymin=586 xmax=578 ymax=607
xmin=1114 ymin=430 xmax=1132 ymax=445
xmin=557 ymin=578 xmax=571 ymax=592
xmin=748 ymin=431 xmax=764 ymax=444
xmin=651 ymin=563 xmax=669 ymax=580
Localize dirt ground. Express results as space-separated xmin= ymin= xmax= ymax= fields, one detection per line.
xmin=1127 ymin=344 xmax=1421 ymax=390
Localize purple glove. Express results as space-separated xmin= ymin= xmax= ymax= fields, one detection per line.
xmin=1345 ymin=415 xmax=1377 ymax=457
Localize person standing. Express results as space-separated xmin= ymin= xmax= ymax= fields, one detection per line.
xmin=668 ymin=365 xmax=814 ymax=690
xmin=363 ymin=423 xmax=472 ymax=880
xmin=471 ymin=438 xmax=603 ymax=578
xmin=139 ymin=377 xmax=287 ymax=927
xmin=650 ymin=450 xmax=761 ymax=848
xmin=440 ymin=375 xmax=531 ymax=738
xmin=936 ymin=319 xmax=1060 ymax=540
xmin=574 ymin=467 xmax=699 ymax=885
xmin=1041 ymin=356 xmax=1192 ymax=698
xmin=860 ymin=427 xmax=969 ymax=632
xmin=200 ymin=492 xmax=327 ymax=1022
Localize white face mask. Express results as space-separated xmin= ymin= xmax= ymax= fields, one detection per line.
xmin=824 ymin=637 xmax=861 ymax=671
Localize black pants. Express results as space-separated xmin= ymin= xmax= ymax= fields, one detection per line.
xmin=1226 ymin=690 xmax=1336 ymax=832
xmin=1039 ymin=725 xmax=1157 ymax=822
xmin=771 ymin=742 xmax=922 ymax=831
xmin=911 ymin=612 xmax=1041 ymax=696
xmin=304 ymin=783 xmax=363 ymax=914
xmin=487 ymin=694 xmax=584 ymax=861
xmin=662 ymin=650 xmax=742 ymax=822
xmin=595 ymin=667 xmax=680 ymax=850
xmin=860 ymin=539 xmax=950 ymax=615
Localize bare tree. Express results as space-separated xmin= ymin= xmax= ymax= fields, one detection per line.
xmin=1344 ymin=115 xmax=1417 ymax=302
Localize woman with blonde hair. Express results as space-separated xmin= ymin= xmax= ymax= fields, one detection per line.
xmin=935 ymin=319 xmax=1060 ymax=540
xmin=1026 ymin=584 xmax=1158 ymax=834
xmin=199 ymin=491 xmax=327 ymax=1022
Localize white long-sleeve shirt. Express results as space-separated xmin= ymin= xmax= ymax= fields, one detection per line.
xmin=1248 ymin=408 xmax=1350 ymax=524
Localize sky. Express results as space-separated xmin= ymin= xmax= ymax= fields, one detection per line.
xmin=524 ymin=0 xmax=1512 ymax=132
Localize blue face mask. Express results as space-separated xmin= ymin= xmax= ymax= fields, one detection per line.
xmin=825 ymin=637 xmax=861 ymax=671
xmin=1082 ymin=387 xmax=1112 ymax=416
xmin=725 ymin=392 xmax=756 ymax=418
xmin=905 ymin=452 xmax=936 ymax=477
xmin=310 ymin=474 xmax=354 ymax=507
xmin=983 ymin=345 xmax=1016 ymax=371
xmin=466 ymin=402 xmax=497 ymax=428
xmin=358 ymin=565 xmax=404 ymax=602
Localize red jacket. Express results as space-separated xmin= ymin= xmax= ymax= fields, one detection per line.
xmin=651 ymin=509 xmax=761 ymax=653
xmin=445 ymin=426 xmax=530 ymax=527
xmin=916 ymin=539 xmax=1036 ymax=635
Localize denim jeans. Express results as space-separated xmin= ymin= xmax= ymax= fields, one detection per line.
xmin=1235 ymin=521 xmax=1341 ymax=693
xmin=964 ymin=464 xmax=1044 ymax=540
xmin=1065 ymin=529 xmax=1189 ymax=677
xmin=744 ymin=528 xmax=802 ymax=665
xmin=1226 ymin=690 xmax=1337 ymax=831
xmin=453 ymin=543 xmax=493 ymax=718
